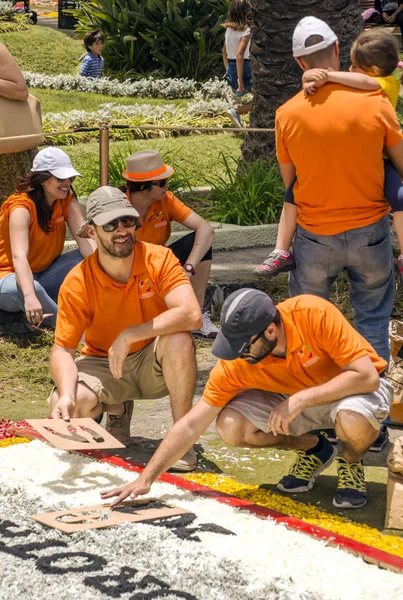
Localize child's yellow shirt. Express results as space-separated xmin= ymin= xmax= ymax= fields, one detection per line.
xmin=376 ymin=75 xmax=400 ymax=109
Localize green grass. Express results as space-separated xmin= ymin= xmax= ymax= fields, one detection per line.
xmin=64 ymin=134 xmax=243 ymax=197
xmin=31 ymin=87 xmax=189 ymax=113
xmin=0 ymin=26 xmax=83 ymax=75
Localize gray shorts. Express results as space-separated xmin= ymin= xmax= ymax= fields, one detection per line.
xmin=226 ymin=379 xmax=393 ymax=436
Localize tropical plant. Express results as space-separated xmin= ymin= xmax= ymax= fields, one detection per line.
xmin=72 ymin=0 xmax=229 ymax=80
xmin=0 ymin=13 xmax=29 ymax=31
xmin=205 ymin=154 xmax=284 ymax=226
xmin=242 ymin=0 xmax=363 ymax=161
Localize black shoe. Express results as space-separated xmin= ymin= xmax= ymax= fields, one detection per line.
xmin=277 ymin=434 xmax=337 ymax=493
xmin=333 ymin=457 xmax=367 ymax=509
xmin=368 ymin=425 xmax=389 ymax=453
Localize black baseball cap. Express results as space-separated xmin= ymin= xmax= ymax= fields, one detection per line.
xmin=212 ymin=288 xmax=277 ymax=360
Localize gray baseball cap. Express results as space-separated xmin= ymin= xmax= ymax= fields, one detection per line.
xmin=76 ymin=186 xmax=139 ymax=238
xmin=212 ymin=288 xmax=277 ymax=360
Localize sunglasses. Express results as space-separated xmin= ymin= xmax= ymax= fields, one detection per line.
xmin=56 ymin=176 xmax=76 ymax=183
xmin=99 ymin=216 xmax=137 ymax=233
xmin=241 ymin=329 xmax=266 ymax=356
xmin=150 ymin=179 xmax=168 ymax=188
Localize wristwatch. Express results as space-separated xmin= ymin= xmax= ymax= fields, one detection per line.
xmin=183 ymin=263 xmax=196 ymax=276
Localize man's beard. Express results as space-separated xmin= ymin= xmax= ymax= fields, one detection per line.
xmin=243 ymin=336 xmax=278 ymax=364
xmin=98 ymin=231 xmax=135 ymax=258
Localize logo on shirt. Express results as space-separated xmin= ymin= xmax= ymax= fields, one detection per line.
xmin=298 ymin=345 xmax=320 ymax=367
xmin=153 ymin=210 xmax=168 ymax=228
xmin=138 ymin=278 xmax=155 ymax=299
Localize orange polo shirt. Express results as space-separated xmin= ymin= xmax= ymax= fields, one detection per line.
xmin=55 ymin=241 xmax=190 ymax=356
xmin=126 ymin=190 xmax=192 ymax=246
xmin=202 ymin=295 xmax=386 ymax=408
xmin=0 ymin=192 xmax=73 ymax=279
xmin=276 ymin=85 xmax=403 ymax=236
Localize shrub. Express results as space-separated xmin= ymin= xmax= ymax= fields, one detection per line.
xmin=72 ymin=0 xmax=229 ymax=80
xmin=205 ymin=155 xmax=284 ymax=226
xmin=0 ymin=13 xmax=29 ymax=32
xmin=0 ymin=1 xmax=14 ymax=18
xmin=25 ymin=71 xmax=236 ymax=101
xmin=42 ymin=100 xmax=241 ymax=144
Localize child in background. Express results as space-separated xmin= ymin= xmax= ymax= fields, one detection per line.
xmin=254 ymin=28 xmax=403 ymax=279
xmin=222 ymin=0 xmax=252 ymax=128
xmin=80 ymin=29 xmax=104 ymax=79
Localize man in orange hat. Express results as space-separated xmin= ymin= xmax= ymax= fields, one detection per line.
xmin=49 ymin=186 xmax=202 ymax=472
xmin=121 ymin=149 xmax=218 ymax=339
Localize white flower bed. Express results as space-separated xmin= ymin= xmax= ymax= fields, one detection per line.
xmin=0 ymin=441 xmax=402 ymax=600
xmin=25 ymin=72 xmax=235 ymax=101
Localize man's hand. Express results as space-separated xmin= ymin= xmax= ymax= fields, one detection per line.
xmin=101 ymin=478 xmax=151 ymax=508
xmin=108 ymin=331 xmax=131 ymax=379
xmin=266 ymin=395 xmax=305 ymax=436
xmin=51 ymin=394 xmax=75 ymax=421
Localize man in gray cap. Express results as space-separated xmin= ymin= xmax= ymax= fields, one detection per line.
xmin=102 ymin=289 xmax=392 ymax=510
xmin=49 ymin=186 xmax=202 ymax=471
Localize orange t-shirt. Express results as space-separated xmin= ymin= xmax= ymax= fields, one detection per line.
xmin=0 ymin=192 xmax=73 ymax=279
xmin=276 ymin=85 xmax=403 ymax=236
xmin=126 ymin=190 xmax=192 ymax=246
xmin=55 ymin=241 xmax=190 ymax=357
xmin=202 ymin=295 xmax=387 ymax=408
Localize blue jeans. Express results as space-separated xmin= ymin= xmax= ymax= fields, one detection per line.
xmin=289 ymin=215 xmax=394 ymax=364
xmin=0 ymin=249 xmax=83 ymax=328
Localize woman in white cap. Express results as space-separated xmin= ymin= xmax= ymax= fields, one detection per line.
xmin=122 ymin=149 xmax=218 ymax=338
xmin=0 ymin=147 xmax=95 ymax=328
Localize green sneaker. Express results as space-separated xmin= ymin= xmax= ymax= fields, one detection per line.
xmin=277 ymin=435 xmax=337 ymax=493
xmin=333 ymin=457 xmax=367 ymax=509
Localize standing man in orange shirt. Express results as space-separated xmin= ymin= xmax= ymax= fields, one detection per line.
xmin=102 ymin=289 xmax=392 ymax=509
xmin=275 ymin=16 xmax=403 ymax=366
xmin=49 ymin=186 xmax=202 ymax=472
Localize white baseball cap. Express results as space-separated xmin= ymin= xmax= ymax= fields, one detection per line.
xmin=292 ymin=16 xmax=338 ymax=58
xmin=32 ymin=147 xmax=81 ymax=179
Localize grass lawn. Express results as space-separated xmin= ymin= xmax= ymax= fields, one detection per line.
xmin=0 ymin=26 xmax=82 ymax=75
xmin=64 ymin=134 xmax=243 ymax=197
xmin=31 ymin=87 xmax=189 ymax=113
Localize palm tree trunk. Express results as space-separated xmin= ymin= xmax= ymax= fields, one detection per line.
xmin=242 ymin=0 xmax=363 ymax=161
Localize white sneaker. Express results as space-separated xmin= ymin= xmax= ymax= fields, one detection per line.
xmin=193 ymin=311 xmax=219 ymax=339
xmin=226 ymin=108 xmax=243 ymax=128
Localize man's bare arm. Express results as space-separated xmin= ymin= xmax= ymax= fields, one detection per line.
xmin=279 ymin=162 xmax=296 ymax=188
xmin=108 ymin=283 xmax=201 ymax=378
xmin=267 ymin=355 xmax=380 ymax=435
xmin=50 ymin=343 xmax=78 ymax=420
xmin=385 ymin=139 xmax=403 ymax=180
xmin=101 ymin=398 xmax=221 ymax=506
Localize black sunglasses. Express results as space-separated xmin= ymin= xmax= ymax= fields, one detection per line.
xmin=241 ymin=329 xmax=266 ymax=356
xmin=56 ymin=176 xmax=76 ymax=182
xmin=150 ymin=179 xmax=168 ymax=188
xmin=98 ymin=216 xmax=137 ymax=233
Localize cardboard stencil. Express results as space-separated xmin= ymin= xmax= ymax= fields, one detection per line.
xmin=30 ymin=499 xmax=190 ymax=533
xmin=26 ymin=418 xmax=125 ymax=450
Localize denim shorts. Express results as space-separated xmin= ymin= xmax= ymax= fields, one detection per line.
xmin=226 ymin=59 xmax=252 ymax=93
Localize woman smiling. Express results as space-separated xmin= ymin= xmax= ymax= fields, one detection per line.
xmin=0 ymin=147 xmax=95 ymax=328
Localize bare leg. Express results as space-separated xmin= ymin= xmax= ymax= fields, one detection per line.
xmin=216 ymin=407 xmax=318 ymax=450
xmin=235 ymin=100 xmax=252 ymax=115
xmin=156 ymin=332 xmax=197 ymax=422
xmin=49 ymin=383 xmax=103 ymax=419
xmin=191 ymin=260 xmax=211 ymax=308
xmin=335 ymin=409 xmax=378 ymax=462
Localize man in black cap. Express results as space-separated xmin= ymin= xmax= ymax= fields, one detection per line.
xmin=102 ymin=289 xmax=393 ymax=509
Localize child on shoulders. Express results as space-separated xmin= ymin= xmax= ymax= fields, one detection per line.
xmin=255 ymin=29 xmax=403 ymax=280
